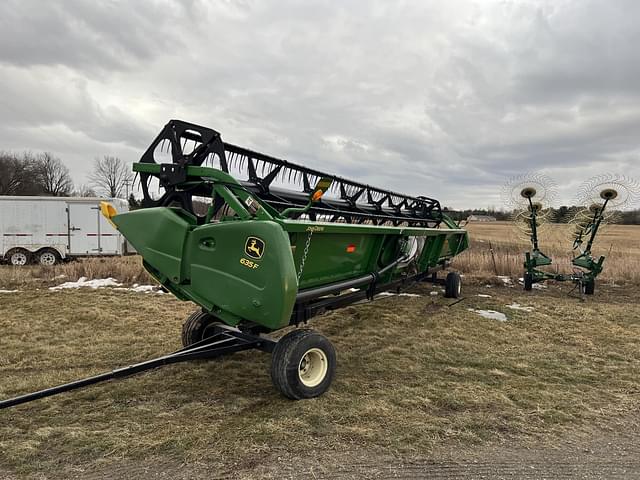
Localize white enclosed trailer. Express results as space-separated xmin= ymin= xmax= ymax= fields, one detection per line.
xmin=0 ymin=196 xmax=130 ymax=266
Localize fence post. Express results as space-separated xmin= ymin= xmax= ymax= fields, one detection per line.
xmin=489 ymin=241 xmax=498 ymax=275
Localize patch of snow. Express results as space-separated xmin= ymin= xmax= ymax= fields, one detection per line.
xmin=484 ymin=284 xmax=493 ymax=288
xmin=517 ymin=278 xmax=547 ymax=289
xmin=430 ymin=291 xmax=439 ymax=296
xmin=0 ymin=289 xmax=19 ymax=293
xmin=114 ymin=285 xmax=164 ymax=294
xmin=50 ymin=277 xmax=122 ymax=290
xmin=477 ymin=294 xmax=492 ymax=298
xmin=48 ymin=276 xmax=165 ymax=294
xmin=376 ymin=291 xmax=421 ymax=298
xmin=54 ymin=274 xmax=67 ymax=279
xmin=468 ymin=308 xmax=508 ymax=322
xmin=506 ymin=303 xmax=534 ymax=312
xmin=497 ymin=276 xmax=513 ymax=286
xmin=130 ymin=284 xmax=157 ymax=293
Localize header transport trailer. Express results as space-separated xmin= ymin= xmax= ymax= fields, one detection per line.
xmin=0 ymin=196 xmax=130 ymax=266
xmin=1 ymin=120 xmax=468 ymax=408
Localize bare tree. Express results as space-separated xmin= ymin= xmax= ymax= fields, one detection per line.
xmin=36 ymin=152 xmax=73 ymax=196
xmin=0 ymin=152 xmax=42 ymax=195
xmin=89 ymin=156 xmax=133 ymax=198
xmin=73 ymin=184 xmax=96 ymax=197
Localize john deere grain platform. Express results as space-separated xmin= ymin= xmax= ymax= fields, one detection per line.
xmin=1 ymin=120 xmax=468 ymax=408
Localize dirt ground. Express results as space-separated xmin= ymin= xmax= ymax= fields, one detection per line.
xmin=3 ymin=405 xmax=639 ymax=479
xmin=1 ymin=279 xmax=640 ymax=479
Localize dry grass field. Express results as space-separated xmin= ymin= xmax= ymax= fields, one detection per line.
xmin=1 ymin=222 xmax=639 ymax=478
xmin=454 ymin=221 xmax=640 ymax=285
xmin=0 ymin=255 xmax=153 ymax=291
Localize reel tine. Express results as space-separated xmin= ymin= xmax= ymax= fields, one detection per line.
xmin=573 ymin=173 xmax=640 ymax=211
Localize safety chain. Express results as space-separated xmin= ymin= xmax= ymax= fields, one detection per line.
xmin=297 ymin=229 xmax=314 ymax=282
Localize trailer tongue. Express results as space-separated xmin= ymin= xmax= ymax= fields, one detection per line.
xmin=1 ymin=119 xmax=468 ymax=408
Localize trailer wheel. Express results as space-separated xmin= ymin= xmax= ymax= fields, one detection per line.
xmin=444 ymin=272 xmax=462 ymax=298
xmin=181 ymin=310 xmax=222 ymax=347
xmin=37 ymin=249 xmax=60 ymax=266
xmin=524 ymin=273 xmax=534 ymax=291
xmin=271 ymin=329 xmax=336 ymax=400
xmin=7 ymin=248 xmax=30 ymax=266
xmin=583 ymin=278 xmax=595 ymax=295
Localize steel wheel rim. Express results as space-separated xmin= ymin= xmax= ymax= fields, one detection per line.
xmin=11 ymin=252 xmax=27 ymax=266
xmin=40 ymin=252 xmax=56 ymax=266
xmin=298 ymin=348 xmax=328 ymax=387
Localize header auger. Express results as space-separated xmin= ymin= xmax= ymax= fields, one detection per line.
xmin=2 ymin=119 xmax=468 ymax=409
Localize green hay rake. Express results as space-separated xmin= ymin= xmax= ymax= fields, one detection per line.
xmin=504 ymin=173 xmax=639 ymax=294
xmin=1 ymin=119 xmax=468 ymax=408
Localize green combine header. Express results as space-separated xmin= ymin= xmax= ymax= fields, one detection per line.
xmin=1 ymin=120 xmax=468 ymax=408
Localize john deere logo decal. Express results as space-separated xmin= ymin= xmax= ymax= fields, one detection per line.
xmin=245 ymin=237 xmax=265 ymax=259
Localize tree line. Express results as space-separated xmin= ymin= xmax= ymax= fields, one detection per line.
xmin=444 ymin=207 xmax=640 ymax=225
xmin=0 ymin=151 xmax=133 ymax=199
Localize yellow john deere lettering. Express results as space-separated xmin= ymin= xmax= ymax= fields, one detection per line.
xmin=240 ymin=258 xmax=260 ymax=269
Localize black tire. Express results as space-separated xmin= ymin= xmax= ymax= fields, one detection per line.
xmin=271 ymin=329 xmax=336 ymax=400
xmin=181 ymin=310 xmax=223 ymax=347
xmin=6 ymin=248 xmax=30 ymax=266
xmin=444 ymin=272 xmax=462 ymax=298
xmin=37 ymin=248 xmax=60 ymax=266
xmin=583 ymin=278 xmax=595 ymax=295
xmin=524 ymin=272 xmax=533 ymax=291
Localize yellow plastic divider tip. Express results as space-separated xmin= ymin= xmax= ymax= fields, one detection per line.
xmin=100 ymin=201 xmax=118 ymax=228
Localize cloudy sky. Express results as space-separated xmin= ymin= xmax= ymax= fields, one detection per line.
xmin=1 ymin=0 xmax=639 ymax=209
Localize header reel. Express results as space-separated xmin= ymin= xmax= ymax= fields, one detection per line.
xmin=136 ymin=120 xmax=443 ymax=228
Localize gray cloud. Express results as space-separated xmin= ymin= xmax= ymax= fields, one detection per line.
xmin=0 ymin=0 xmax=194 ymax=72
xmin=0 ymin=0 xmax=639 ymax=209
